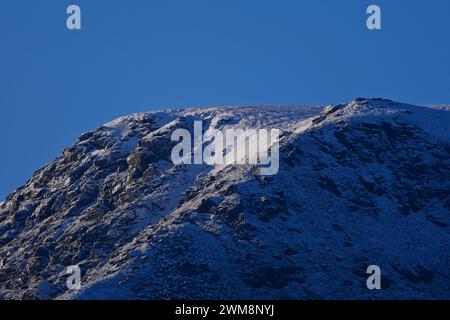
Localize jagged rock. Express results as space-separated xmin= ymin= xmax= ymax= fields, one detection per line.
xmin=0 ymin=100 xmax=449 ymax=299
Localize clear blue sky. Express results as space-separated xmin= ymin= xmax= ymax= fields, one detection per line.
xmin=1 ymin=0 xmax=450 ymax=199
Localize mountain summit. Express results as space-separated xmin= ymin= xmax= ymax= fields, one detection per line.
xmin=1 ymin=98 xmax=449 ymax=299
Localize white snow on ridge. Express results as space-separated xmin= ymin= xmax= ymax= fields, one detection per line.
xmin=308 ymin=100 xmax=450 ymax=141
xmin=1 ymin=98 xmax=450 ymax=300
xmin=103 ymin=117 xmax=133 ymax=138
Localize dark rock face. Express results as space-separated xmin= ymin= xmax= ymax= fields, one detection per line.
xmin=0 ymin=100 xmax=449 ymax=300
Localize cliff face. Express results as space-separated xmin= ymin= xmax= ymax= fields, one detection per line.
xmin=0 ymin=99 xmax=449 ymax=299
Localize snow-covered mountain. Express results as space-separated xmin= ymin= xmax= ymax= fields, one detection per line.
xmin=0 ymin=98 xmax=449 ymax=299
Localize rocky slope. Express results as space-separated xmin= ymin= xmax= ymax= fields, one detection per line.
xmin=0 ymin=98 xmax=449 ymax=299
